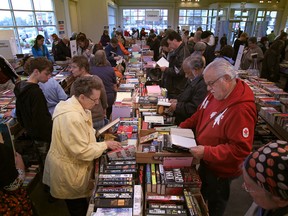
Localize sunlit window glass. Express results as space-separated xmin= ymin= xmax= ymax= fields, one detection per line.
xmin=0 ymin=0 xmax=10 ymax=9
xmin=33 ymin=0 xmax=53 ymax=11
xmin=35 ymin=12 xmax=55 ymax=25
xmin=0 ymin=11 xmax=13 ymax=26
xmin=11 ymin=0 xmax=32 ymax=10
xmin=14 ymin=11 xmax=36 ymax=26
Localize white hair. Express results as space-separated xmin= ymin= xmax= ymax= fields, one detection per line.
xmin=203 ymin=58 xmax=236 ymax=79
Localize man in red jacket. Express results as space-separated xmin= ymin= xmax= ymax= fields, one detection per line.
xmin=179 ymin=58 xmax=257 ymax=216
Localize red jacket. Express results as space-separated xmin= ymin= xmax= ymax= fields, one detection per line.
xmin=179 ymin=79 xmax=257 ymax=178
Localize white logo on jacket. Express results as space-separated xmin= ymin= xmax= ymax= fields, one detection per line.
xmin=210 ymin=112 xmax=217 ymax=119
xmin=213 ymin=108 xmax=228 ymax=128
xmin=200 ymin=96 xmax=209 ymax=110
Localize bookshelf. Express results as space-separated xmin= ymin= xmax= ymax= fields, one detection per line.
xmin=259 ymin=113 xmax=288 ymax=141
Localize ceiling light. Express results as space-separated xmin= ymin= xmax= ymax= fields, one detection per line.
xmin=259 ymin=0 xmax=264 ymax=3
xmin=267 ymin=0 xmax=272 ymax=3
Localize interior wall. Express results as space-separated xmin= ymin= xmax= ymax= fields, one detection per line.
xmin=54 ymin=0 xmax=68 ymax=37
xmin=69 ymin=0 xmax=79 ymax=35
xmin=77 ymin=0 xmax=109 ymax=43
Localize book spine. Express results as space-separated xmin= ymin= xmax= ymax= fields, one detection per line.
xmin=146 ymin=164 xmax=152 ymax=193
xmin=184 ymin=189 xmax=195 ymax=216
xmin=159 ymin=164 xmax=166 ymax=195
xmin=151 ymin=164 xmax=157 ymax=193
xmin=133 ymin=185 xmax=143 ymax=216
xmin=155 ymin=164 xmax=161 ymax=194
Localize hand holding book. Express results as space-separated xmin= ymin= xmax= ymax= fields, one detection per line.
xmin=189 ymin=145 xmax=204 ymax=160
xmin=106 ymin=140 xmax=122 ymax=150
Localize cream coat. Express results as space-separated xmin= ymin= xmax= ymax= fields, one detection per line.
xmin=43 ymin=96 xmax=107 ymax=199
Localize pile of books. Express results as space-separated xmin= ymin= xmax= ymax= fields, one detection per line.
xmin=145 ymin=164 xmax=201 ymax=195
xmin=93 ymin=157 xmax=140 ymax=216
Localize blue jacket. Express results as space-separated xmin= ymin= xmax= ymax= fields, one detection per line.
xmin=104 ymin=44 xmax=124 ymax=67
xmin=32 ymin=44 xmax=53 ymax=62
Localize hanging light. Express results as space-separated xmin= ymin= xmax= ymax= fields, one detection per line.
xmin=276 ymin=0 xmax=280 ymax=3
xmin=259 ymin=0 xmax=264 ymax=3
xmin=267 ymin=0 xmax=272 ymax=3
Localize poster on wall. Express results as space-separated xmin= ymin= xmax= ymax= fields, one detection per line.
xmin=58 ymin=21 xmax=65 ymax=36
xmin=146 ymin=11 xmax=160 ymax=22
xmin=70 ymin=40 xmax=77 ymax=57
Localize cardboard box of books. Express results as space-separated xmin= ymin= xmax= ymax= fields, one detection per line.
xmin=136 ymin=129 xmax=194 ymax=164
xmin=184 ymin=189 xmax=209 ymax=216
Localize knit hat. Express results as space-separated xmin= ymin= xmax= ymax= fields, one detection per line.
xmin=244 ymin=140 xmax=288 ymax=200
xmin=201 ymin=31 xmax=213 ymax=39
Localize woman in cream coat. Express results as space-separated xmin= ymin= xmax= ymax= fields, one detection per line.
xmin=43 ymin=76 xmax=121 ymax=216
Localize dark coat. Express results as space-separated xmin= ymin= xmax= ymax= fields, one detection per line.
xmin=163 ymin=42 xmax=190 ymax=99
xmin=175 ymin=75 xmax=207 ymax=125
xmin=14 ymin=81 xmax=52 ymax=142
xmin=203 ymin=42 xmax=216 ymax=66
xmin=52 ymin=40 xmax=71 ymax=61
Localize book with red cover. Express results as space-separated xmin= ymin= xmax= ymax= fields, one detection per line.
xmin=117 ymin=125 xmax=133 ymax=138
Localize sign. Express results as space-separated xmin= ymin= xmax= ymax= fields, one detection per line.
xmin=70 ymin=40 xmax=77 ymax=57
xmin=146 ymin=11 xmax=160 ymax=22
xmin=234 ymin=45 xmax=244 ymax=70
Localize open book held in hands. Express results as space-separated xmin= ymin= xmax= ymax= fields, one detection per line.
xmin=96 ymin=118 xmax=120 ymax=137
xmin=156 ymin=57 xmax=169 ymax=68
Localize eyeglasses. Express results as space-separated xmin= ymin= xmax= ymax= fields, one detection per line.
xmin=86 ymin=95 xmax=99 ymax=103
xmin=242 ymin=182 xmax=255 ymax=193
xmin=206 ymin=75 xmax=225 ymax=87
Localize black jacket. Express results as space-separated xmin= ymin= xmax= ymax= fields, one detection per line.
xmin=175 ymin=75 xmax=207 ymax=125
xmin=0 ymin=143 xmax=18 ymax=189
xmin=163 ymin=42 xmax=190 ymax=99
xmin=0 ymin=55 xmax=19 ymax=84
xmin=52 ymin=40 xmax=71 ymax=61
xmin=14 ymin=81 xmax=52 ymax=142
xmin=203 ymin=42 xmax=216 ymax=66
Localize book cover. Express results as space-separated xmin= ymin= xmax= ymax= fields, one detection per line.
xmin=93 ymin=208 xmax=133 ymax=216
xmin=139 ymin=132 xmax=159 ymax=144
xmin=146 ymin=85 xmax=162 ymax=96
xmin=96 ymin=118 xmax=120 ymax=137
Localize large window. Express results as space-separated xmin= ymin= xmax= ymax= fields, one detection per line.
xmin=285 ymin=17 xmax=288 ymax=33
xmin=0 ymin=0 xmax=57 ymax=54
xmin=123 ymin=9 xmax=168 ymax=34
xmin=108 ymin=5 xmax=116 ymax=36
xmin=256 ymin=10 xmax=277 ymax=35
xmin=179 ymin=9 xmax=209 ymax=32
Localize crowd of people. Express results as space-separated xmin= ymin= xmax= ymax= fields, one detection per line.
xmin=1 ymin=25 xmax=288 ymax=216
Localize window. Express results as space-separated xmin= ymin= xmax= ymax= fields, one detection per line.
xmin=122 ymin=9 xmax=168 ymax=34
xmin=285 ymin=17 xmax=288 ymax=33
xmin=256 ymin=10 xmax=278 ymax=35
xmin=108 ymin=5 xmax=116 ymax=37
xmin=0 ymin=0 xmax=57 ymax=54
xmin=179 ymin=9 xmax=209 ymax=32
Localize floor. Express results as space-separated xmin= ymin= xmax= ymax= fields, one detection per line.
xmin=29 ymin=174 xmax=253 ymax=216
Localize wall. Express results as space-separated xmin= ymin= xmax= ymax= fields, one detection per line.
xmin=54 ymin=0 xmax=69 ymax=37
xmin=76 ymin=0 xmax=109 ymax=43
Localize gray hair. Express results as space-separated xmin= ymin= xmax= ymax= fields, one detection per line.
xmin=91 ymin=50 xmax=110 ymax=66
xmin=183 ymin=54 xmax=205 ymax=71
xmin=194 ymin=42 xmax=207 ymax=53
xmin=203 ymin=58 xmax=236 ymax=79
